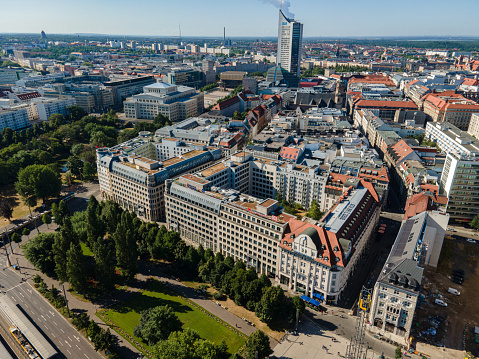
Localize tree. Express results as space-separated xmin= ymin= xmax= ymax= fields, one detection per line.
xmin=15 ymin=164 xmax=61 ymax=203
xmin=23 ymin=233 xmax=56 ymax=276
xmin=53 ymin=225 xmax=73 ymax=283
xmin=255 ymin=286 xmax=286 ymax=324
xmin=42 ymin=214 xmax=51 ymax=228
xmin=67 ymin=105 xmax=87 ymax=122
xmin=22 ymin=228 xmax=30 ymax=236
xmin=244 ymin=330 xmax=272 ymax=359
xmin=133 ymin=305 xmax=182 ymax=345
xmin=471 ymin=214 xmax=479 ymax=230
xmin=48 ymin=113 xmax=66 ymax=129
xmin=306 ymin=200 xmax=323 ymax=221
xmin=153 ymin=113 xmax=171 ymax=127
xmin=112 ymin=211 xmax=138 ymax=278
xmin=66 ymin=242 xmax=88 ymax=294
xmin=0 ymin=199 xmax=13 ymax=222
xmin=83 ymin=162 xmax=96 ymax=179
xmin=66 ymin=156 xmax=83 ymax=179
xmin=11 ymin=232 xmax=22 ymax=244
xmin=395 ymin=346 xmax=403 ymax=359
xmin=92 ymin=237 xmax=116 ymax=290
xmin=71 ymin=143 xmax=84 ymax=156
xmin=151 ymin=329 xmax=228 ymax=359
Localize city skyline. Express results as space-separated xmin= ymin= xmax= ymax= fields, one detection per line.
xmin=1 ymin=0 xmax=479 ymax=38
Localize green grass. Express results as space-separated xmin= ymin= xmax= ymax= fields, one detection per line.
xmin=80 ymin=242 xmax=94 ymax=257
xmin=100 ymin=280 xmax=245 ymax=354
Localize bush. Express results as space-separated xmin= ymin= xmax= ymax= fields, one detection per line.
xmin=213 ymin=290 xmax=225 ymax=301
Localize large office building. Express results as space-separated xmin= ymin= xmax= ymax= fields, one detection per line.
xmin=0 ymin=107 xmax=31 ymax=131
xmin=439 ymin=152 xmax=479 ymax=223
xmin=123 ymin=82 xmax=204 ymax=122
xmin=278 ymin=182 xmax=381 ymax=304
xmin=103 ymin=75 xmax=155 ymax=107
xmin=165 ymin=68 xmax=203 ymax=89
xmin=277 ymin=10 xmax=303 ymax=78
xmin=368 ymin=211 xmax=448 ymax=344
xmin=467 ymin=113 xmax=479 ymax=139
xmin=96 ymin=132 xmax=222 ymax=221
xmin=164 ymin=151 xmax=381 ymax=292
xmin=165 ymin=175 xmax=294 ymax=276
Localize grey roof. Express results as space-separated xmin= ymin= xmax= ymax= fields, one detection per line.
xmin=377 ymin=212 xmax=429 ymax=292
xmin=300 ymin=227 xmax=321 ymax=249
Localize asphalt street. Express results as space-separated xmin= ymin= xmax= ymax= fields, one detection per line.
xmin=0 ymin=183 xmax=102 ymax=359
xmin=0 ymin=257 xmax=102 ymax=359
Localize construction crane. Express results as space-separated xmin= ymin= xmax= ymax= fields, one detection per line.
xmin=345 ymin=287 xmax=372 ymax=359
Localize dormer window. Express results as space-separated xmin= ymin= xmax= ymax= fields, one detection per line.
xmin=333 ymin=246 xmax=339 ymax=252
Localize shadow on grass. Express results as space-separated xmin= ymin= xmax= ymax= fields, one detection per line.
xmin=112 ymin=280 xmax=194 ymax=316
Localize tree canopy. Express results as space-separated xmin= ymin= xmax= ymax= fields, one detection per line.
xmin=133 ymin=305 xmax=182 ymax=345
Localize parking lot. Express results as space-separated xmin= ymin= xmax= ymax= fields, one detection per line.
xmin=416 ymin=238 xmax=479 ymax=355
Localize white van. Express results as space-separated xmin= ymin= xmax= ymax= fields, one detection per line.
xmin=448 ymin=288 xmax=460 ymax=296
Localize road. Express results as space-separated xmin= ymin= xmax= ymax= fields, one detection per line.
xmin=0 ymin=183 xmax=102 ymax=359
xmin=0 ymin=259 xmax=101 ymax=359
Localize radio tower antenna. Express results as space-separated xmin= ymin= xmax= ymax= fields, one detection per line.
xmin=178 ymin=23 xmax=182 ymax=44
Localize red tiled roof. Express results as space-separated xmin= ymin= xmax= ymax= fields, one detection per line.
xmin=280 ymin=147 xmax=300 ymax=161
xmin=280 ymin=219 xmax=344 ymax=268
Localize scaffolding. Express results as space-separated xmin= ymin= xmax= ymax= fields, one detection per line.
xmin=345 ymin=287 xmax=372 ymax=359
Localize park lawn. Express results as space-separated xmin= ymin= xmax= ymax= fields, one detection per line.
xmin=0 ymin=184 xmax=40 ymax=228
xmin=101 ymin=280 xmax=245 ymax=354
xmin=80 ymin=242 xmax=94 ymax=257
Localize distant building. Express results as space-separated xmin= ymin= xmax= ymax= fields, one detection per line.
xmin=467 ymin=113 xmax=479 ymax=139
xmin=439 ymin=152 xmax=479 ymax=223
xmin=103 ymin=76 xmax=155 ymax=107
xmin=165 ymin=68 xmax=203 ymax=89
xmin=277 ymin=10 xmax=303 ymax=78
xmin=425 ymin=122 xmax=479 ymax=157
xmin=123 ymin=82 xmax=204 ymax=122
xmin=422 ymin=91 xmax=479 ymax=131
xmin=0 ymin=107 xmax=31 ymax=131
xmin=220 ymin=71 xmax=247 ymax=89
xmin=33 ymin=97 xmax=76 ymax=121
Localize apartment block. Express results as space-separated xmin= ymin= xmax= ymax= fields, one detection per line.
xmin=123 ymin=82 xmax=204 ymax=122
xmin=103 ymin=75 xmax=155 ymax=107
xmin=33 ymin=97 xmax=76 ymax=121
xmin=467 ymin=113 xmax=479 ymax=139
xmin=422 ymin=91 xmax=479 ymax=130
xmin=0 ymin=107 xmax=31 ymax=131
xmin=425 ymin=121 xmax=479 ymax=157
xmin=368 ymin=211 xmax=448 ymax=343
xmin=439 ymin=152 xmax=479 ymax=223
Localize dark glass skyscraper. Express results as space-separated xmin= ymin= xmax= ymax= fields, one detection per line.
xmin=277 ymin=10 xmax=303 ymax=78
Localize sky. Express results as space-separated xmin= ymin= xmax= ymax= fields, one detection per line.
xmin=1 ymin=0 xmax=479 ymax=38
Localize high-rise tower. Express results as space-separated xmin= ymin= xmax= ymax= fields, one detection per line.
xmin=276 ymin=9 xmax=303 ymax=78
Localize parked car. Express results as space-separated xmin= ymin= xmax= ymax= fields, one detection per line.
xmin=435 ymin=299 xmax=448 ymax=307
xmin=466 ymin=238 xmax=476 ymax=243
